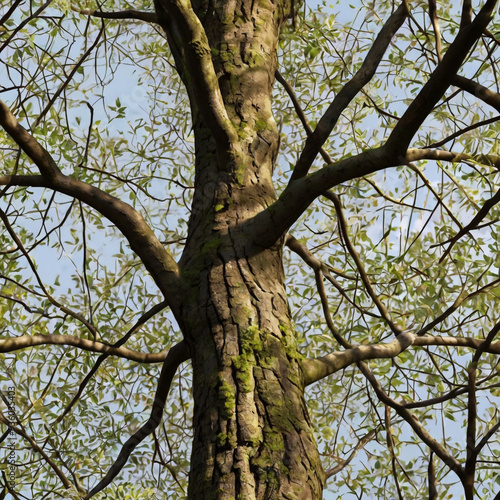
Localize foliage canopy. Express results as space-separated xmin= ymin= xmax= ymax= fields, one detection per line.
xmin=1 ymin=0 xmax=500 ymax=498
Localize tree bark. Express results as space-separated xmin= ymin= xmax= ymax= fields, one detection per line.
xmin=180 ymin=231 xmax=325 ymax=498
xmin=154 ymin=0 xmax=327 ymax=496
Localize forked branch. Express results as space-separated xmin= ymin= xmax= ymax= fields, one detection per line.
xmin=289 ymin=3 xmax=407 ymax=181
xmin=0 ymin=101 xmax=182 ymax=311
xmin=386 ymin=0 xmax=497 ymax=154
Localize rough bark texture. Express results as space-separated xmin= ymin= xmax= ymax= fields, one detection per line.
xmin=153 ymin=0 xmax=326 ymax=497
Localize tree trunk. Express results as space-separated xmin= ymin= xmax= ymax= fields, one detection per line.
xmin=153 ymin=0 xmax=326 ymax=496
xmin=180 ymin=225 xmax=325 ymax=499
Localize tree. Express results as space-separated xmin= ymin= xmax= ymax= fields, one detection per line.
xmin=1 ymin=0 xmax=500 ymax=498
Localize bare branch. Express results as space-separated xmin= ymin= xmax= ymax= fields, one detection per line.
xmin=415 ymin=278 xmax=500 ymax=337
xmin=412 ymin=335 xmax=500 ymax=354
xmin=34 ymin=25 xmax=105 ymax=128
xmin=386 ymin=406 xmax=404 ymax=500
xmin=0 ymin=0 xmax=54 ymax=55
xmin=0 ymin=0 xmax=23 ymax=28
xmin=475 ymin=417 xmax=500 ymax=454
xmin=248 ymin=145 xmax=391 ymax=248
xmin=425 ymin=114 xmax=500 ymax=150
xmin=84 ymin=341 xmax=190 ymax=499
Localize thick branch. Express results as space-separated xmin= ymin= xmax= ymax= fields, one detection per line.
xmin=452 ymin=75 xmax=500 ymax=113
xmin=249 ymin=141 xmax=500 ymax=248
xmin=304 ymin=333 xmax=500 ymax=386
xmin=154 ymin=0 xmax=239 ymax=165
xmin=0 ymin=101 xmax=181 ymax=310
xmin=249 ymin=146 xmax=392 ymax=247
xmin=85 ymin=341 xmax=190 ymax=499
xmin=0 ymin=101 xmax=59 ymax=177
xmin=385 ymin=0 xmax=497 ymax=155
xmin=302 ymin=331 xmax=415 ymax=386
xmin=406 ymin=148 xmax=500 ymax=168
xmin=290 ymin=3 xmax=407 ymax=181
xmin=0 ymin=334 xmax=167 ymax=363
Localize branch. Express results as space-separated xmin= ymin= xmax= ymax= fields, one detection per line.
xmin=0 ymin=101 xmax=59 ymax=178
xmin=406 ymin=148 xmax=500 ymax=168
xmin=437 ymin=186 xmax=500 ymax=263
xmin=0 ymin=333 xmax=167 ymax=363
xmin=428 ymin=452 xmax=438 ymax=500
xmin=460 ymin=0 xmax=473 ymax=29
xmin=55 ymin=301 xmax=170 ymax=424
xmin=248 ymin=146 xmax=392 ymax=248
xmin=249 ymin=140 xmax=500 ymax=249
xmin=0 ymin=208 xmax=98 ymax=338
xmin=0 ymin=101 xmax=181 ymax=309
xmin=324 ymin=428 xmax=377 ymax=478
xmin=71 ymin=6 xmax=159 ymax=23
xmin=304 ymin=332 xmax=500 ymax=386
xmin=154 ymin=0 xmax=239 ymax=166
xmin=475 ymin=417 xmax=500 ymax=454
xmin=84 ymin=341 xmax=190 ymax=499
xmin=302 ymin=331 xmax=415 ymax=386
xmin=324 ymin=191 xmax=403 ymax=336
xmin=425 ymin=114 xmax=500 ymax=150
xmin=385 ymin=0 xmax=497 ymax=155
xmin=357 ymin=362 xmax=465 ymax=480
xmin=289 ymin=3 xmax=407 ymax=181
xmin=412 ymin=334 xmax=500 ymax=354
xmin=0 ymin=0 xmax=23 ymax=28
xmin=428 ymin=0 xmax=442 ymax=62
xmin=415 ymin=278 xmax=500 ymax=337
xmin=0 ymin=408 xmax=77 ymax=492
xmin=452 ymin=75 xmax=500 ymax=113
